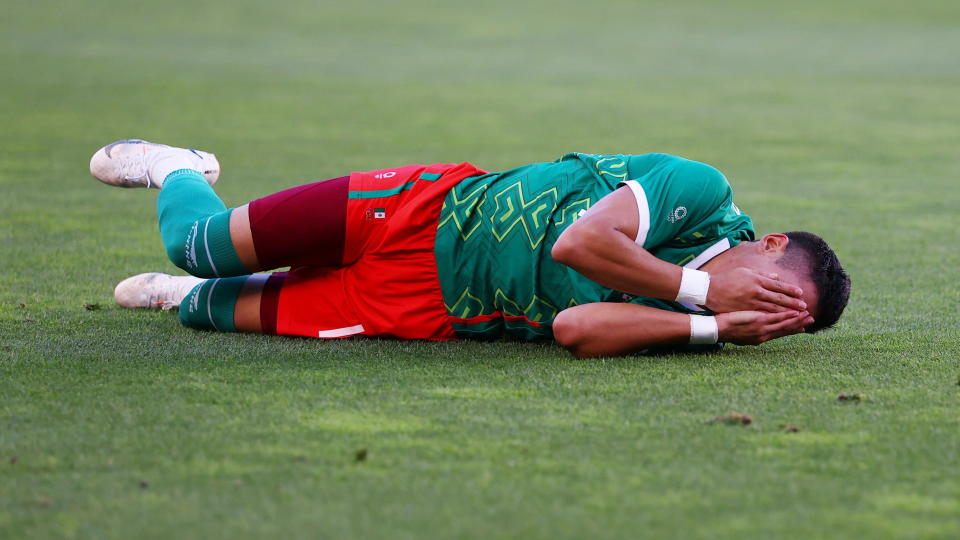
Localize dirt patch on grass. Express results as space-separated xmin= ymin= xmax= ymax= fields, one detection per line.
xmin=706 ymin=412 xmax=752 ymax=426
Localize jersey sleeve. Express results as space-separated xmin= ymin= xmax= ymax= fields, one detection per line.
xmin=620 ymin=154 xmax=747 ymax=250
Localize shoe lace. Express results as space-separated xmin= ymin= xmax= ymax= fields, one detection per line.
xmin=116 ymin=153 xmax=153 ymax=188
xmin=146 ymin=276 xmax=201 ymax=310
xmin=145 ymin=287 xmax=175 ymax=309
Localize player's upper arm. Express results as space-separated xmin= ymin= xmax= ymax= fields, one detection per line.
xmin=551 ymin=186 xmax=642 ymax=264
xmin=551 ymin=155 xmax=743 ymax=279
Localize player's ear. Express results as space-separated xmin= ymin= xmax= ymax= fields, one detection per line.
xmin=759 ymin=233 xmax=789 ymax=255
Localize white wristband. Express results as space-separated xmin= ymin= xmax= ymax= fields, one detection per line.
xmin=676 ymin=267 xmax=710 ymax=305
xmin=689 ymin=315 xmax=719 ymax=345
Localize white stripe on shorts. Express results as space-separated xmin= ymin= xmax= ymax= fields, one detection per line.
xmin=317 ymin=324 xmax=365 ymax=338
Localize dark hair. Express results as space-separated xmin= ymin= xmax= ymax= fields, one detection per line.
xmin=776 ymin=231 xmax=851 ymax=333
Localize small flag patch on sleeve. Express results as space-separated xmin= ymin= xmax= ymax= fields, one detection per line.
xmin=365 ymin=208 xmax=388 ymax=221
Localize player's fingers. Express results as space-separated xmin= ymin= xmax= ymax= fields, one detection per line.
xmin=755 ymin=300 xmax=793 ymax=313
xmin=767 ymin=326 xmax=805 ymax=341
xmin=763 ymin=323 xmax=806 ymax=342
xmin=728 ymin=311 xmax=764 ymax=325
xmin=759 ymin=276 xmax=804 ymax=299
xmin=772 ymin=315 xmax=813 ymax=336
xmin=758 ymin=288 xmax=807 ymax=311
xmin=766 ymin=312 xmax=808 ymax=333
xmin=760 ymin=310 xmax=799 ymax=325
xmin=766 ymin=314 xmax=813 ymax=340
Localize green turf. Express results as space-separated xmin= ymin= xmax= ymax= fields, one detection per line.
xmin=2 ymin=0 xmax=959 ymax=538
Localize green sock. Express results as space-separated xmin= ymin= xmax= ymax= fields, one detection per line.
xmin=179 ymin=276 xmax=248 ymax=332
xmin=158 ymin=169 xmax=247 ymax=278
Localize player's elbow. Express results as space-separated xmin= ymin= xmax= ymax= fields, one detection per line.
xmin=551 ymin=229 xmax=579 ymax=266
xmin=552 ymin=221 xmax=603 ymax=267
xmin=552 ymin=309 xmax=592 ymax=358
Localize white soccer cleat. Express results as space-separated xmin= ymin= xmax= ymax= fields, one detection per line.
xmin=114 ymin=272 xmax=205 ymax=310
xmin=89 ymin=139 xmax=220 ymax=189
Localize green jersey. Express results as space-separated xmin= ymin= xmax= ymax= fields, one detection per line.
xmin=433 ymin=152 xmax=755 ymax=340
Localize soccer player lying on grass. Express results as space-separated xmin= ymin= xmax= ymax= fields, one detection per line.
xmin=89 ymin=139 xmax=850 ymax=357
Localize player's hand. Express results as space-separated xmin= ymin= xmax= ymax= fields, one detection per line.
xmin=716 ymin=310 xmax=813 ymax=346
xmin=705 ymin=267 xmax=806 ymax=313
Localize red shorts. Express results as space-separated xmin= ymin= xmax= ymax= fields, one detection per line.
xmin=260 ymin=163 xmax=486 ymax=340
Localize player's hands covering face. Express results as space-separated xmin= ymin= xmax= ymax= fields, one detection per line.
xmin=705 ymin=268 xmax=806 ymax=314
xmin=715 ymin=310 xmax=813 ymax=345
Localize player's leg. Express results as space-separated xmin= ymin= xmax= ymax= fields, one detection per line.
xmin=177 ymin=268 xmax=362 ymax=338
xmin=90 ymin=139 xmax=350 ymax=278
xmin=157 ymin=167 xmax=351 ymax=276
xmin=177 ymin=274 xmax=273 ymax=333
xmin=241 ymin=176 xmax=351 ymax=269
xmin=114 ymin=271 xmax=277 ymax=333
xmin=156 ymin=168 xmax=251 ymax=278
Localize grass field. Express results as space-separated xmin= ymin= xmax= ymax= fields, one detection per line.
xmin=2 ymin=0 xmax=959 ymax=538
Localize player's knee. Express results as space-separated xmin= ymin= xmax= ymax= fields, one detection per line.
xmin=552 ymin=310 xmax=585 ymax=355
xmin=164 ymin=221 xmax=218 ymax=278
xmin=164 ymin=221 xmax=193 ymax=273
xmin=165 ymin=243 xmax=190 ymax=274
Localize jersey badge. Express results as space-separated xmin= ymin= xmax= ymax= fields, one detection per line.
xmin=667 ymin=206 xmax=688 ymax=223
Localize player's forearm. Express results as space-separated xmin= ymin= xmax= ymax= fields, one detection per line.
xmin=552 ymin=220 xmax=683 ymax=301
xmin=552 ymin=303 xmax=690 ymax=358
